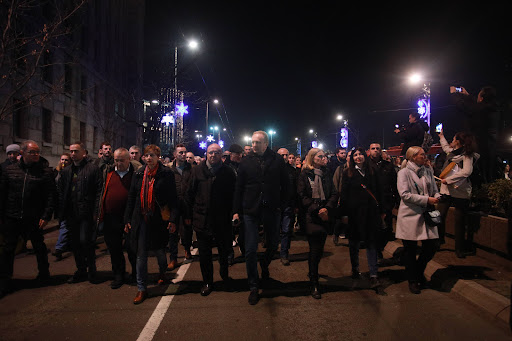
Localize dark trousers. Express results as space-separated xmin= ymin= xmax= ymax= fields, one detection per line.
xmin=402 ymin=239 xmax=438 ymax=283
xmin=197 ymin=228 xmax=232 ymax=285
xmin=377 ymin=209 xmax=394 ymax=252
xmin=437 ymin=196 xmax=470 ymax=252
xmin=307 ymin=232 xmax=327 ymax=282
xmin=169 ymin=209 xmax=193 ymax=261
xmin=103 ymin=214 xmax=133 ymax=277
xmin=0 ymin=218 xmax=49 ymax=282
xmin=68 ymin=217 xmax=96 ymax=273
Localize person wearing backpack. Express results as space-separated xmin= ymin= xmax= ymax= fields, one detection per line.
xmin=394 ymin=112 xmax=430 ymax=156
xmin=436 ymin=129 xmax=479 ymax=258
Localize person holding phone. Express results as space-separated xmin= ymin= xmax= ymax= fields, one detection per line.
xmin=436 ymin=128 xmax=479 ymax=257
xmin=394 ymin=112 xmax=429 ymax=155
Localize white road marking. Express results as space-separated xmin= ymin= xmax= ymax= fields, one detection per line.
xmin=136 ymin=249 xmax=198 ymax=341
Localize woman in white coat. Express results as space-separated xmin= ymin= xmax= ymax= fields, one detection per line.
xmin=437 ymin=130 xmax=478 ymax=258
xmin=396 ymin=146 xmax=441 ymax=294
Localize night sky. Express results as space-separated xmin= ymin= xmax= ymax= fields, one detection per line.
xmin=143 ymin=2 xmax=511 ymax=154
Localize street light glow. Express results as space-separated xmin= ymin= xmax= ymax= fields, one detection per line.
xmin=188 ymin=40 xmax=199 ymax=50
xmin=336 ymin=114 xmax=343 ymax=121
xmin=213 ymin=99 xmax=219 ymax=104
xmin=409 ymin=73 xmax=422 ymax=84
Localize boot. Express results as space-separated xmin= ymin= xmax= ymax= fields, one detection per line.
xmin=310 ymin=279 xmax=321 ymax=299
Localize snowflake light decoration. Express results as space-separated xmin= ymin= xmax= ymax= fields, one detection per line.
xmin=176 ymin=102 xmax=189 ymax=116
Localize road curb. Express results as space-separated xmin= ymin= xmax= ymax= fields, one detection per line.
xmin=384 ymin=240 xmax=511 ymax=324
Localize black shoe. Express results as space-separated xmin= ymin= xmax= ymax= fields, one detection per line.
xmin=111 ymin=276 xmax=124 ymax=289
xmin=369 ymin=277 xmax=381 ymax=289
xmin=409 ymin=282 xmax=421 ymax=294
xmin=248 ymin=289 xmax=259 ymax=305
xmin=88 ymin=270 xmax=98 ymax=284
xmin=36 ymin=271 xmax=51 ymax=282
xmin=68 ymin=271 xmax=87 ymax=284
xmin=280 ymin=257 xmax=290 ymax=266
xmin=200 ymin=283 xmax=213 ymax=296
xmin=351 ymin=270 xmax=361 ymax=279
xmin=52 ymin=250 xmax=63 ymax=261
xmin=455 ymin=251 xmax=466 ymax=259
xmin=333 ymin=235 xmax=339 ymax=246
xmin=311 ymin=282 xmax=321 ymax=299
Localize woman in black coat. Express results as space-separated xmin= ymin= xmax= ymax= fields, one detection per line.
xmin=297 ymin=148 xmax=338 ymax=299
xmin=124 ymin=145 xmax=178 ymax=304
xmin=340 ymin=147 xmax=383 ymax=290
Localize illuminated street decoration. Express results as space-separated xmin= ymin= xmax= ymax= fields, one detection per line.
xmin=199 ymin=141 xmax=207 ymax=149
xmin=417 ymin=99 xmax=430 ymax=120
xmin=340 ymin=127 xmax=349 ymax=148
xmin=219 ymin=140 xmax=224 ymax=148
xmin=176 ymin=102 xmax=189 ymax=116
xmin=311 ymin=140 xmax=318 ymax=148
xmin=161 ymin=114 xmax=174 ymax=126
xmin=206 ymin=135 xmax=215 ymax=143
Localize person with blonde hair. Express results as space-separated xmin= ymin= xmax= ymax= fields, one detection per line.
xmin=396 ymin=146 xmax=441 ymax=294
xmin=297 ymin=148 xmax=338 ymax=298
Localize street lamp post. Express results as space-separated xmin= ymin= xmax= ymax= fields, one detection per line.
xmin=269 ymin=130 xmax=276 ymax=150
xmin=205 ymin=98 xmax=219 ymax=147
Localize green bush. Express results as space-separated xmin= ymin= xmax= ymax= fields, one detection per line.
xmin=487 ymin=179 xmax=512 ymax=212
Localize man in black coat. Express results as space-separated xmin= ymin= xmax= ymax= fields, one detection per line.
xmin=58 ymin=142 xmax=102 ymax=284
xmin=0 ymin=140 xmax=55 ymax=297
xmin=168 ymin=144 xmax=193 ymax=270
xmin=186 ymin=144 xmax=236 ymax=296
xmin=233 ymin=131 xmax=288 ymax=305
xmin=368 ymin=143 xmax=398 ymax=258
xmin=327 ymin=147 xmax=347 ymax=176
xmin=394 ymin=112 xmax=429 ymax=155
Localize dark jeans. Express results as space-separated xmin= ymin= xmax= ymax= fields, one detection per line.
xmin=0 ymin=218 xmax=49 ymax=282
xmin=437 ymin=196 xmax=470 ymax=252
xmin=136 ymin=219 xmax=167 ymax=291
xmin=280 ymin=207 xmax=294 ymax=258
xmin=68 ymin=217 xmax=96 ymax=273
xmin=55 ymin=220 xmax=69 ymax=251
xmin=103 ymin=214 xmax=133 ymax=277
xmin=307 ymin=232 xmax=327 ymax=282
xmin=349 ymin=239 xmax=378 ymax=277
xmin=169 ymin=209 xmax=193 ymax=261
xmin=244 ymin=208 xmax=280 ymax=290
xmin=402 ymin=239 xmax=438 ymax=283
xmin=197 ymin=228 xmax=232 ymax=285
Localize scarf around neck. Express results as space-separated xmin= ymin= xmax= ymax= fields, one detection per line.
xmin=141 ymin=163 xmax=159 ymax=218
xmin=312 ymin=168 xmax=326 ymax=201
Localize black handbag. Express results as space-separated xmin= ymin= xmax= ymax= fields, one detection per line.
xmin=424 ymin=205 xmax=441 ymax=227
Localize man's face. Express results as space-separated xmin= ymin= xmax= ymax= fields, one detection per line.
xmin=174 ymin=147 xmax=187 ymax=163
xmin=337 ymin=149 xmax=347 ymax=160
xmin=129 ymin=147 xmax=141 ymax=161
xmin=114 ymin=150 xmax=130 ymax=172
xmin=207 ymin=144 xmax=222 ymax=165
xmin=70 ymin=144 xmax=86 ymax=163
xmin=21 ymin=143 xmax=40 ymax=165
xmin=230 ymin=152 xmax=242 ymax=163
xmin=186 ymin=152 xmax=195 ymax=164
xmin=102 ymin=144 xmax=112 ymax=158
xmin=277 ymin=148 xmax=289 ymax=162
xmin=251 ymin=133 xmax=268 ymax=155
xmin=244 ymin=145 xmax=252 ymax=155
xmin=288 ymin=154 xmax=295 ymax=165
xmin=7 ymin=151 xmax=19 ymax=163
xmin=369 ymin=144 xmax=381 ymax=159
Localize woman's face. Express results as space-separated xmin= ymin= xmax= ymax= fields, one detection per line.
xmin=313 ymin=151 xmax=325 ymax=168
xmin=451 ymin=136 xmax=462 ymax=149
xmin=60 ymin=155 xmax=71 ymax=166
xmin=352 ymin=150 xmax=365 ymax=166
xmin=144 ymin=151 xmax=159 ymax=169
xmin=412 ymin=149 xmax=426 ymax=166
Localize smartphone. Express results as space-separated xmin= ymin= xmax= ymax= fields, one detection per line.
xmin=436 ymin=123 xmax=443 ymax=133
xmin=395 ymin=124 xmax=399 ymax=129
xmin=455 ymin=87 xmax=462 ymax=93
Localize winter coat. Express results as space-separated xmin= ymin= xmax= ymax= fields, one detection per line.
xmin=340 ymin=167 xmax=382 ymax=242
xmin=233 ymin=148 xmax=288 ymax=216
xmin=395 ymin=161 xmax=441 ymax=241
xmin=439 ymin=135 xmax=479 ymax=199
xmin=398 ymin=121 xmax=429 ymax=155
xmin=58 ymin=158 xmax=102 ymax=221
xmin=185 ymin=161 xmax=236 ymax=235
xmin=124 ymin=163 xmax=178 ymax=252
xmin=0 ymin=157 xmax=54 ymax=223
xmin=297 ymin=167 xmax=338 ymax=235
xmin=169 ymin=160 xmax=193 ymax=217
xmin=369 ymin=157 xmax=398 ymax=211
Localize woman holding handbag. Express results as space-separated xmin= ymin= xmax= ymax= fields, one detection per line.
xmin=340 ymin=147 xmax=382 ymax=290
xmin=396 ymin=146 xmax=441 ymax=294
xmin=437 ymin=129 xmax=478 ymax=257
xmin=124 ymin=145 xmax=178 ymax=304
xmin=297 ymin=148 xmax=338 ymax=299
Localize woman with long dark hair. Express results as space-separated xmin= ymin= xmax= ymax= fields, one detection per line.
xmin=124 ymin=145 xmax=178 ymax=304
xmin=340 ymin=147 xmax=382 ymax=289
xmin=437 ymin=129 xmax=479 ymax=258
xmin=297 ymin=148 xmax=338 ymax=299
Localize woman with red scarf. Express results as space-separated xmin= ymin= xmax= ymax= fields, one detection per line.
xmin=124 ymin=145 xmax=178 ymax=304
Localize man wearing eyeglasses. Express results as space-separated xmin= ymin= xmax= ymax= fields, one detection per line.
xmin=368 ymin=143 xmax=398 ymax=259
xmin=0 ymin=140 xmax=55 ymax=297
xmin=167 ymin=144 xmax=193 ymax=270
xmin=185 ymin=144 xmax=236 ymax=296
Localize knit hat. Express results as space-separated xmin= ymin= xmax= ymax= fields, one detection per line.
xmin=228 ymin=144 xmax=243 ymax=154
xmin=6 ymin=144 xmax=20 ymax=153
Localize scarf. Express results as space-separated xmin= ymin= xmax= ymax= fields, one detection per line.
xmin=140 ymin=163 xmax=159 ymax=218
xmin=406 ymin=160 xmax=425 ymax=178
xmin=312 ymin=168 xmax=326 ymax=201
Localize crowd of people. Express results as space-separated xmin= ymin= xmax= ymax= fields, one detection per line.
xmin=0 ymin=85 xmax=497 ymax=305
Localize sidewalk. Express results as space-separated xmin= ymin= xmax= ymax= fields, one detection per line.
xmin=384 ymin=237 xmax=512 ymax=324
